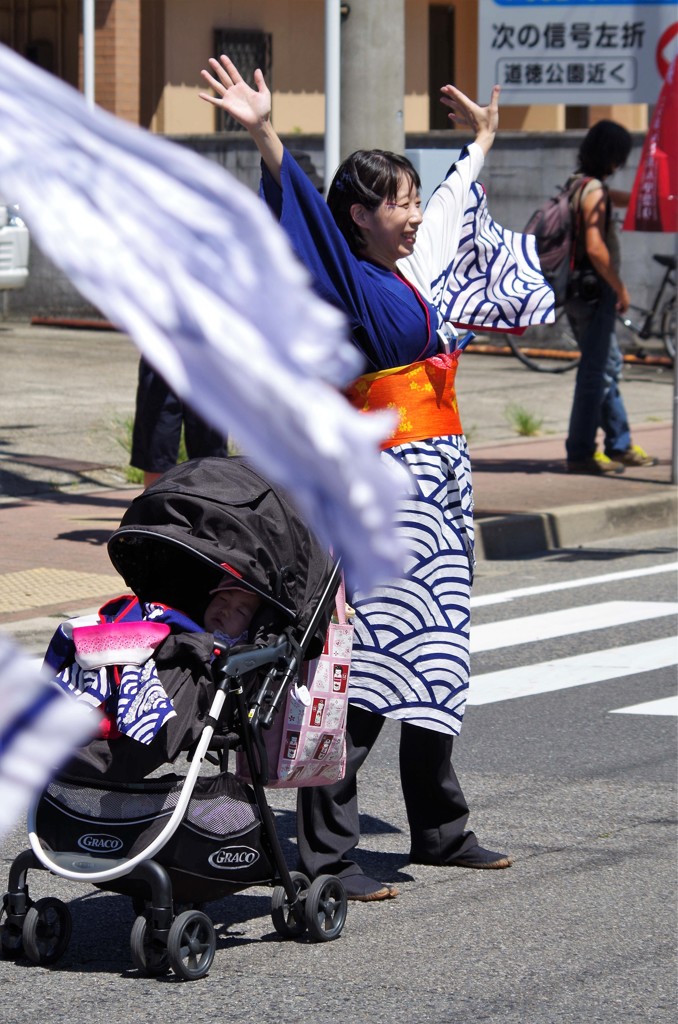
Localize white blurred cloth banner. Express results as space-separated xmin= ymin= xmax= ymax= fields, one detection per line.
xmin=0 ymin=44 xmax=405 ymax=593
xmin=0 ymin=635 xmax=96 ymax=842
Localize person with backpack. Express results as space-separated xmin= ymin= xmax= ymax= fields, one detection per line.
xmin=564 ymin=120 xmax=656 ymax=474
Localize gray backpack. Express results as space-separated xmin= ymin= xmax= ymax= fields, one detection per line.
xmin=524 ymin=177 xmax=591 ymax=307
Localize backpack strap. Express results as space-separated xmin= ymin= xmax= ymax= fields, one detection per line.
xmin=569 ymin=175 xmax=607 ymax=266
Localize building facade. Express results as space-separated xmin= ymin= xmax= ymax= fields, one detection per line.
xmin=0 ymin=0 xmax=648 ymax=136
xmin=2 ymin=0 xmax=661 ymax=320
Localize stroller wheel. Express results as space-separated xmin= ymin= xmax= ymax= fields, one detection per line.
xmin=22 ymin=897 xmax=72 ymax=965
xmin=271 ymin=871 xmax=310 ymax=939
xmin=130 ymin=915 xmax=170 ymax=977
xmin=304 ymin=875 xmax=347 ymax=943
xmin=167 ymin=910 xmax=216 ymax=981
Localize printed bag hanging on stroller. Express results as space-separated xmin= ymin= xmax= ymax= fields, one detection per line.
xmin=235 ymin=574 xmax=353 ymax=788
xmin=1 ymin=457 xmax=350 ymax=981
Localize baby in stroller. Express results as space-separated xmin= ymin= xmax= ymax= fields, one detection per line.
xmin=203 ymin=577 xmax=262 ymax=645
xmin=1 ymin=457 xmax=348 ymax=980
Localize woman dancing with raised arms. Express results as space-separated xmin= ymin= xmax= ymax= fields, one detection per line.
xmin=200 ymin=55 xmax=512 ymax=901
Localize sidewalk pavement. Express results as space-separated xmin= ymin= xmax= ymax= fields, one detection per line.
xmin=471 ymin=421 xmax=675 ymax=559
xmin=0 ymin=322 xmax=675 ymax=649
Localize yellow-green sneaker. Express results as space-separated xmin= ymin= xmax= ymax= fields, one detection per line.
xmin=566 ymin=452 xmax=625 ymax=475
xmin=610 ymin=444 xmax=657 ymax=467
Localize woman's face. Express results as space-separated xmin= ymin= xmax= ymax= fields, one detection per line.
xmin=351 ymin=174 xmax=422 ymax=270
xmin=204 ymin=586 xmax=261 ymax=636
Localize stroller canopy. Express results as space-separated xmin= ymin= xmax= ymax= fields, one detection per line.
xmin=108 ymin=457 xmax=337 ymax=653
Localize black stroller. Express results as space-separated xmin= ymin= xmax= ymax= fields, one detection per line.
xmin=1 ymin=457 xmax=348 ymax=980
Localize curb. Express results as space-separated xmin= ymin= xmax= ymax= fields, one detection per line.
xmin=475 ymin=490 xmax=678 ymax=560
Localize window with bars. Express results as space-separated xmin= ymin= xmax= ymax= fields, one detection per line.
xmin=212 ymin=29 xmax=272 ymax=132
xmin=0 ymin=0 xmax=64 ymax=75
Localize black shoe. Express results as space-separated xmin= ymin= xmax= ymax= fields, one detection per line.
xmin=448 ymin=845 xmax=513 ymax=869
xmin=342 ymin=874 xmax=399 ymax=901
xmin=410 ymin=845 xmax=513 ymax=869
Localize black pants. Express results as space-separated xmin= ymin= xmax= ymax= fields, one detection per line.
xmin=296 ymin=705 xmax=478 ymax=880
xmin=130 ymin=357 xmax=229 ymax=473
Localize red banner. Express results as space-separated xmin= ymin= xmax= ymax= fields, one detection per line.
xmin=624 ymin=54 xmax=678 ymax=234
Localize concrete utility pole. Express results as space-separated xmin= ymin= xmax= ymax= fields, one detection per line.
xmin=324 ymin=0 xmax=341 ymax=193
xmin=82 ymin=0 xmax=95 ymax=107
xmin=340 ymin=0 xmax=405 ymax=159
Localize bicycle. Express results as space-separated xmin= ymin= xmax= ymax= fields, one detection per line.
xmin=506 ymin=252 xmax=676 ymax=373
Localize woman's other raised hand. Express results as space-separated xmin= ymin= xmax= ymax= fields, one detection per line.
xmin=439 ymin=84 xmax=501 ymax=156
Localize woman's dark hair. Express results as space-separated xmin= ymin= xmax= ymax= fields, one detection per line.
xmin=327 ymin=149 xmax=421 ymax=254
xmin=577 ymin=120 xmax=633 ymax=179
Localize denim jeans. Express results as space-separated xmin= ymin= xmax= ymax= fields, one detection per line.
xmin=565 ymin=284 xmax=631 ymax=462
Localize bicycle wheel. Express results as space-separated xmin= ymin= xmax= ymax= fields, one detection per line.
xmin=506 ymin=308 xmax=580 ymax=373
xmin=661 ymin=297 xmax=675 ymax=360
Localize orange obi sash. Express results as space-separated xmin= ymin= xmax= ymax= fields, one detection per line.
xmin=345 ymin=352 xmax=463 ymax=449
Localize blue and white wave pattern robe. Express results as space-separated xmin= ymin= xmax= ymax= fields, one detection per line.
xmin=262 ymin=144 xmax=552 ymax=737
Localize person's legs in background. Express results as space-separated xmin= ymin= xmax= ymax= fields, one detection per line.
xmin=130 ymin=358 xmax=183 ymax=488
xmin=131 ymin=359 xmax=230 ymax=488
xmin=182 ymin=401 xmax=229 ymax=461
xmin=600 ymin=330 xmax=632 ymax=456
xmin=565 ymin=288 xmax=623 ymax=474
xmin=602 ymin=331 xmax=657 ymax=467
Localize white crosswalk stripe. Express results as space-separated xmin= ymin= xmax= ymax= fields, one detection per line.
xmin=470 ymin=562 xmax=678 ymax=609
xmin=611 ymin=696 xmax=678 ymax=716
xmin=471 ymin=601 xmax=678 ymax=653
xmin=469 ymin=637 xmax=677 ymax=705
xmin=470 ymin=570 xmax=678 ymax=713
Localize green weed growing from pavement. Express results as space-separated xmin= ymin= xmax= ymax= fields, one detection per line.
xmin=505 ymin=402 xmax=543 ymax=437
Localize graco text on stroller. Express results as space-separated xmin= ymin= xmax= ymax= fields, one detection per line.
xmin=1 ymin=457 xmax=350 ymax=980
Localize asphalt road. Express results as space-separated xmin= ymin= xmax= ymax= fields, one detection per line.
xmin=1 ymin=524 xmax=676 ymax=1024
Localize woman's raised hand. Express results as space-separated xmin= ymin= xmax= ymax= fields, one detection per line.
xmin=199 ymin=54 xmax=283 ymax=184
xmin=199 ymin=55 xmax=271 ymax=131
xmin=439 ymin=84 xmax=501 ymax=156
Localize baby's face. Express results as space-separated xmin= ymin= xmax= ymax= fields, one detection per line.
xmin=204 ymin=586 xmax=261 ymax=636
